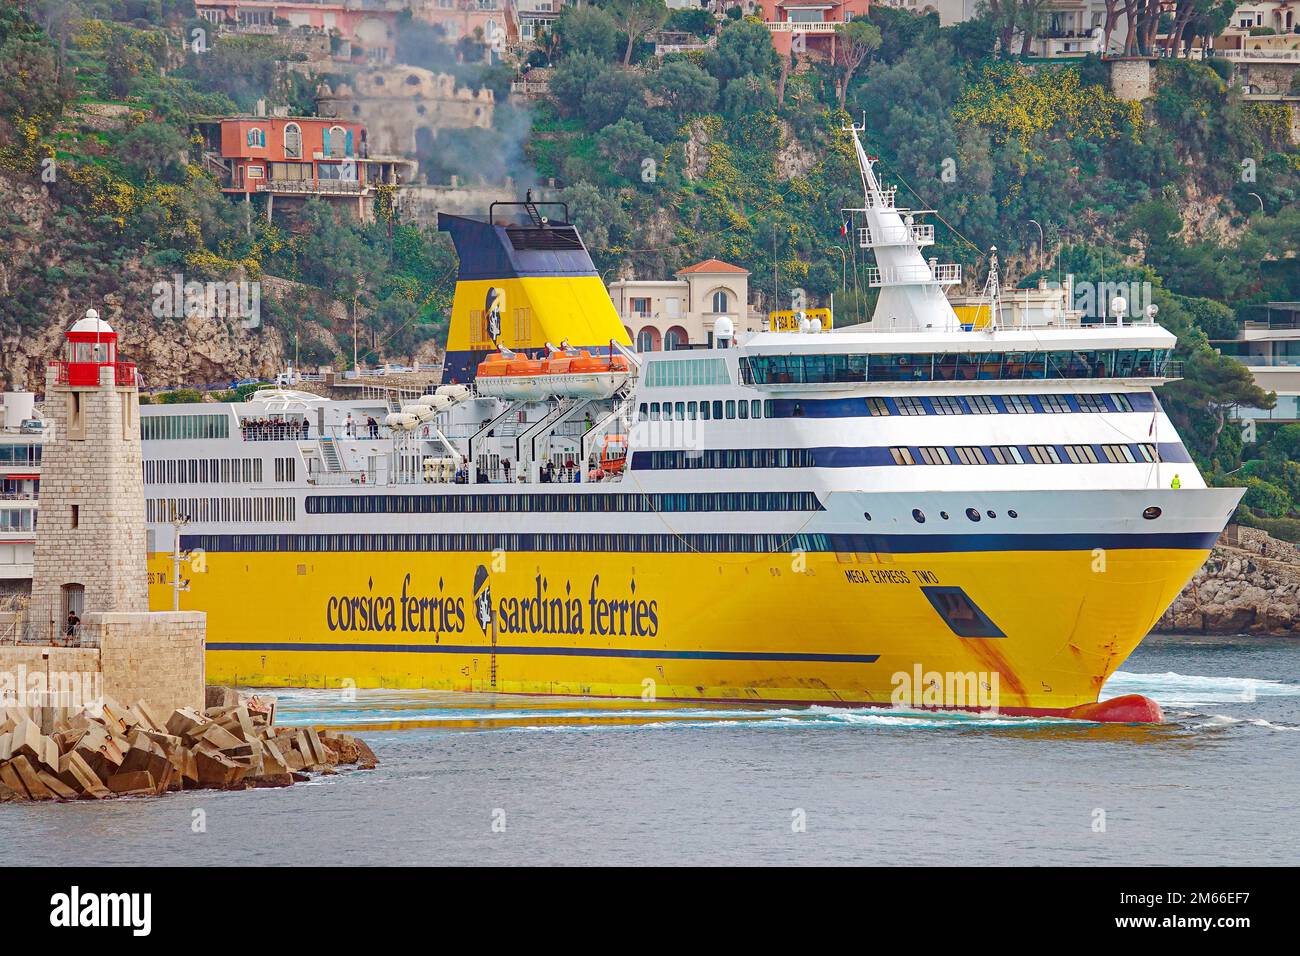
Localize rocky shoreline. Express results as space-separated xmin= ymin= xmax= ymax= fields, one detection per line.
xmin=1156 ymin=525 xmax=1300 ymax=637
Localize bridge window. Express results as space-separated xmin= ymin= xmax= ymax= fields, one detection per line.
xmin=644 ymin=357 xmax=730 ymax=387
xmin=739 ymin=349 xmax=1171 ymax=385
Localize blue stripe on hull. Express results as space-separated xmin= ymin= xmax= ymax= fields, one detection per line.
xmin=206 ymin=642 xmax=880 ymax=663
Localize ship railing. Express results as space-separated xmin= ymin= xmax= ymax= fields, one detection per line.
xmin=5 ymin=619 xmax=101 ymax=649
xmin=868 ymin=263 xmax=962 ymax=286
xmin=240 ymin=421 xmax=312 ymax=442
xmin=858 ymin=223 xmax=933 ymax=247
xmin=305 ymin=470 xmax=382 ymax=487
xmin=865 ymin=186 xmax=897 ymax=209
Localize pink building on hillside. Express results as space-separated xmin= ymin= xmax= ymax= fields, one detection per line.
xmin=757 ymin=0 xmax=873 ymax=59
xmin=195 ymin=1 xmax=401 ymax=62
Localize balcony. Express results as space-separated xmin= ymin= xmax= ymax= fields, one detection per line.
xmin=1213 ymin=48 xmax=1300 ymax=62
xmin=258 ymin=179 xmax=368 ymax=196
xmin=48 ymin=361 xmax=137 ymax=387
xmin=766 ymin=21 xmax=839 ymax=32
xmin=867 ymin=263 xmax=962 ymax=287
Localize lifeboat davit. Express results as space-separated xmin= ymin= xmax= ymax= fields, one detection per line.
xmin=475 ymin=349 xmax=630 ymax=401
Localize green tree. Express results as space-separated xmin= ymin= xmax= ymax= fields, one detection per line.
xmin=555 ymin=5 xmax=620 ymax=61
xmin=114 ymin=121 xmax=188 ymax=184
xmin=720 ymin=73 xmax=776 ymax=117
xmin=606 ymin=0 xmax=669 ymax=65
xmin=834 ymin=19 xmax=882 ymax=109
xmin=649 ymin=59 xmax=717 ymax=118
xmin=580 ymin=67 xmax=646 ymax=131
xmin=1163 ymin=349 xmax=1276 ymax=463
xmin=597 ymin=118 xmax=656 ymax=182
xmin=548 ymin=51 xmax=608 ymax=117
xmin=705 ymin=19 xmax=778 ymax=84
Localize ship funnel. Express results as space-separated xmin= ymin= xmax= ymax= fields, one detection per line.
xmin=437 ymin=203 xmax=631 ymax=384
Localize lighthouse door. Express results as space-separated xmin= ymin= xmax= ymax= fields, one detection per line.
xmin=59 ymin=583 xmax=85 ymax=638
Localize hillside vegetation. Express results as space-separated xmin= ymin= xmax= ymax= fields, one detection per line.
xmin=1 ymin=0 xmax=1299 ymax=526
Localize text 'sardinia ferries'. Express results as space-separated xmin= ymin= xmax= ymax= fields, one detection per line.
xmin=140 ymin=128 xmax=1240 ymax=722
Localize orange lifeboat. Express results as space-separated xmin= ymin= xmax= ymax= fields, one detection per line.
xmin=545 ymin=350 xmax=631 ymax=399
xmin=475 ymin=352 xmax=552 ymax=401
xmin=476 ymin=348 xmax=631 ymax=401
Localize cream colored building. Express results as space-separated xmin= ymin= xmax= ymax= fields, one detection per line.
xmin=609 ymin=259 xmax=762 ymax=351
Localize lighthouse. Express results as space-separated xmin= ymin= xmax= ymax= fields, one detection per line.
xmin=30 ymin=309 xmax=148 ymax=634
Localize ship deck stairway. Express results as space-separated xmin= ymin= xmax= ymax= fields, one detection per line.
xmin=318 ymin=437 xmax=343 ymax=472
xmin=519 ymin=399 xmax=592 ymax=477
xmin=468 ymin=400 xmax=523 ymax=482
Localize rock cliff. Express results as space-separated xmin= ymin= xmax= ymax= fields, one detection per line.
xmin=1157 ymin=526 xmax=1300 ymax=637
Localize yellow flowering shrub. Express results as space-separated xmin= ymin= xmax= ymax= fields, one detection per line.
xmin=954 ymin=64 xmax=1141 ymax=145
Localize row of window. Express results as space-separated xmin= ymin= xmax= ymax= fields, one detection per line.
xmin=739 ymin=349 xmax=1173 ymax=385
xmin=630 ymin=442 xmax=1188 ymax=470
xmin=889 ymin=443 xmax=1158 ymax=466
xmin=643 ymin=358 xmax=731 ymax=388
xmin=144 ymin=458 xmax=264 ymax=485
xmin=637 ymin=392 xmax=1155 ymax=422
xmin=638 ymin=399 xmax=765 ymax=422
xmin=184 ymin=532 xmax=854 ymax=555
xmin=304 ymin=490 xmax=822 ymax=515
xmin=0 ymin=444 xmax=42 ymax=466
xmin=146 ymin=497 xmax=297 ymax=524
xmin=141 ymin=414 xmax=230 ymax=441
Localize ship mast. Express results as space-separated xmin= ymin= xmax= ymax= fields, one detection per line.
xmin=843 ymin=120 xmax=962 ymax=333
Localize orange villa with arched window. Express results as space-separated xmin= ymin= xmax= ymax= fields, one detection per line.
xmin=193 ymin=115 xmax=414 ymax=224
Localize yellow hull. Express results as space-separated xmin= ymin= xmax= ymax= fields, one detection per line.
xmin=147 ymin=545 xmax=1207 ymax=711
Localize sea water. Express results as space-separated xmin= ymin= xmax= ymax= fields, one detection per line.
xmin=2 ymin=635 xmax=1297 ymax=866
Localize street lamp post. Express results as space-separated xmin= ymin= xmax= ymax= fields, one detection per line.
xmin=830 ymin=245 xmax=847 ymax=293
xmin=1027 ymin=219 xmax=1044 ymax=273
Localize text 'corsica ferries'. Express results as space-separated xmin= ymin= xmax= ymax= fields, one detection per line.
xmin=140 ymin=128 xmax=1240 ymax=721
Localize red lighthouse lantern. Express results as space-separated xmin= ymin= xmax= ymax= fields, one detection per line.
xmin=52 ymin=309 xmax=135 ymax=387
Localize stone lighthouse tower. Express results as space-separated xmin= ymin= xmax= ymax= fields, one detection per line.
xmin=31 ymin=309 xmax=147 ymax=630
xmin=19 ymin=308 xmax=205 ymax=712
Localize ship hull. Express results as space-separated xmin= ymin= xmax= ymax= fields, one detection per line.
xmin=147 ymin=541 xmax=1212 ymax=714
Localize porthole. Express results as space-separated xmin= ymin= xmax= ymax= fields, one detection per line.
xmin=987 ymin=510 xmax=996 ymax=519
xmin=1143 ymin=506 xmax=1162 ymax=520
xmin=1008 ymin=509 xmax=1018 ymax=519
xmin=940 ymin=511 xmax=950 ymax=520
xmin=966 ymin=508 xmax=982 ymax=522
xmin=863 ymin=512 xmax=872 ymax=521
xmin=912 ymin=508 xmax=926 ymax=524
